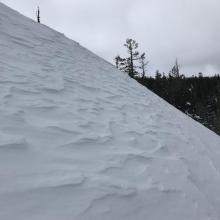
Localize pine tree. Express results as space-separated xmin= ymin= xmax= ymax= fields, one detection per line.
xmin=114 ymin=55 xmax=126 ymax=72
xmin=123 ymin=38 xmax=140 ymax=78
xmin=115 ymin=56 xmax=120 ymax=69
xmin=155 ymin=70 xmax=162 ymax=80
xmin=139 ymin=53 xmax=149 ymax=78
xmin=198 ymin=72 xmax=203 ymax=78
xmin=170 ymin=58 xmax=180 ymax=78
xmin=36 ymin=6 xmax=40 ymax=23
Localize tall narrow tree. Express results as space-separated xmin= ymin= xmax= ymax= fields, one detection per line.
xmin=36 ymin=6 xmax=40 ymax=23
xmin=139 ymin=53 xmax=149 ymax=78
xmin=170 ymin=58 xmax=180 ymax=78
xmin=123 ymin=39 xmax=140 ymax=78
xmin=115 ymin=55 xmax=123 ymax=69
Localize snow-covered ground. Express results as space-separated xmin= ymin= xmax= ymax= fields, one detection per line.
xmin=1 ymin=2 xmax=220 ymax=220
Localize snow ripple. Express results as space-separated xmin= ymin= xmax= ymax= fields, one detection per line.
xmin=1 ymin=2 xmax=220 ymax=220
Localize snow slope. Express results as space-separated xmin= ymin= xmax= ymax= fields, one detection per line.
xmin=1 ymin=3 xmax=220 ymax=220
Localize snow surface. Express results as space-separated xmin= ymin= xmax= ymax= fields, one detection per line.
xmin=1 ymin=2 xmax=220 ymax=220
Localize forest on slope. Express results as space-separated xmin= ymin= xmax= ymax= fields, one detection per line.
xmin=115 ymin=39 xmax=220 ymax=135
xmin=136 ymin=75 xmax=220 ymax=135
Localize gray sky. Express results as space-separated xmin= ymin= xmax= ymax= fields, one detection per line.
xmin=1 ymin=0 xmax=220 ymax=76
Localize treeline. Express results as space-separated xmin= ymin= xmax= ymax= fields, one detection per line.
xmin=115 ymin=39 xmax=220 ymax=135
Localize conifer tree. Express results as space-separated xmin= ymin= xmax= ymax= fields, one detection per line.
xmin=115 ymin=55 xmax=126 ymax=72
xmin=115 ymin=38 xmax=140 ymax=78
xmin=124 ymin=38 xmax=140 ymax=78
xmin=115 ymin=56 xmax=120 ymax=69
xmin=155 ymin=70 xmax=162 ymax=80
xmin=36 ymin=6 xmax=40 ymax=23
xmin=139 ymin=53 xmax=149 ymax=78
xmin=170 ymin=58 xmax=180 ymax=78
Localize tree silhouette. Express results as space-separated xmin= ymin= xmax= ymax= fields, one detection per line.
xmin=139 ymin=53 xmax=149 ymax=78
xmin=36 ymin=6 xmax=40 ymax=23
xmin=170 ymin=58 xmax=180 ymax=78
xmin=115 ymin=38 xmax=141 ymax=78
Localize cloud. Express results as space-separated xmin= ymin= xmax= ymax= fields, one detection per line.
xmin=2 ymin=0 xmax=220 ymax=75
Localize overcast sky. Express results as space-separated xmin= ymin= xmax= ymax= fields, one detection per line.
xmin=1 ymin=0 xmax=220 ymax=75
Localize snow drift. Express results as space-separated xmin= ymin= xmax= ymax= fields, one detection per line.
xmin=0 ymin=3 xmax=220 ymax=220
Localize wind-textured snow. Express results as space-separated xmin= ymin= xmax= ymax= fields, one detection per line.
xmin=1 ymin=3 xmax=220 ymax=220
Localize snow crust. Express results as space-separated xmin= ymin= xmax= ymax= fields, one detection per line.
xmin=1 ymin=3 xmax=220 ymax=220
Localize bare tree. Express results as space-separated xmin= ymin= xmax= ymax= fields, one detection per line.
xmin=139 ymin=53 xmax=149 ymax=78
xmin=36 ymin=6 xmax=40 ymax=23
